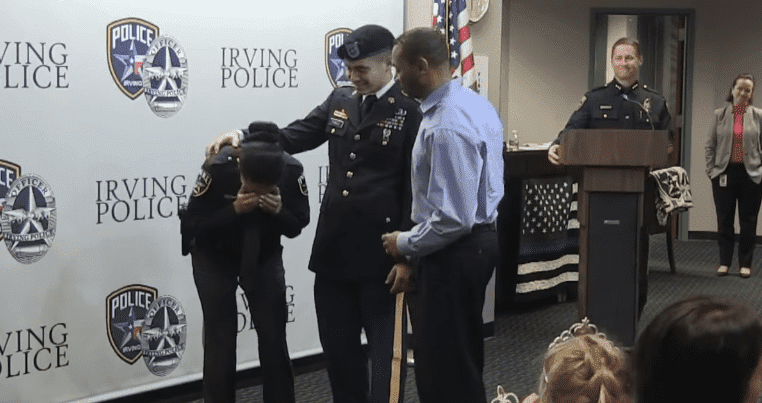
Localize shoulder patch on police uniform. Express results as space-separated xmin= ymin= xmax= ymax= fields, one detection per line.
xmin=298 ymin=174 xmax=308 ymax=196
xmin=192 ymin=169 xmax=212 ymax=197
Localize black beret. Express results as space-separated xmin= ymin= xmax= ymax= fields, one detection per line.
xmin=337 ymin=24 xmax=394 ymax=61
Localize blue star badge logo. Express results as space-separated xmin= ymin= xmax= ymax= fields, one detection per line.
xmin=107 ymin=18 xmax=160 ymax=99
xmin=325 ymin=28 xmax=353 ymax=89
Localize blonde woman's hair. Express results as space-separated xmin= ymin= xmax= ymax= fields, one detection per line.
xmin=538 ymin=334 xmax=630 ymax=403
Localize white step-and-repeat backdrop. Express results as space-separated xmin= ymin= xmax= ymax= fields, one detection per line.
xmin=1 ymin=1 xmax=403 ymax=401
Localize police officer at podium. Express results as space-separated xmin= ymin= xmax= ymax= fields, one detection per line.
xmin=183 ymin=122 xmax=309 ymax=403
xmin=209 ymin=24 xmax=421 ymax=403
xmin=547 ymin=37 xmax=672 ymax=316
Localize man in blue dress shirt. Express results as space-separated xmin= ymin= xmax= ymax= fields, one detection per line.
xmin=381 ymin=27 xmax=504 ymax=403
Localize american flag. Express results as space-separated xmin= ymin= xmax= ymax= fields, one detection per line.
xmin=432 ymin=0 xmax=476 ymax=90
xmin=521 ymin=178 xmax=574 ymax=238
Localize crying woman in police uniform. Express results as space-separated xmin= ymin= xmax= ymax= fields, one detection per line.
xmin=180 ymin=122 xmax=309 ymax=403
xmin=548 ymin=37 xmax=671 ymax=165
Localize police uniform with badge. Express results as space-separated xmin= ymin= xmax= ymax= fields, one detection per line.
xmin=181 ymin=126 xmax=309 ymax=403
xmin=552 ymin=79 xmax=672 ymax=318
xmin=239 ymin=25 xmax=421 ymax=403
xmin=554 ymin=80 xmax=671 ymax=142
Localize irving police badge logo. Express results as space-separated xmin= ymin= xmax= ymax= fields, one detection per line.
xmin=107 ymin=18 xmax=159 ymax=99
xmin=325 ymin=28 xmax=352 ymax=88
xmin=1 ymin=174 xmax=56 ymax=264
xmin=0 ymin=160 xmax=21 ymax=241
xmin=140 ymin=295 xmax=187 ymax=376
xmin=107 ymin=284 xmax=159 ymax=364
xmin=142 ymin=36 xmax=189 ymax=118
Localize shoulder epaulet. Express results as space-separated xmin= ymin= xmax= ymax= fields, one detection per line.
xmin=333 ymin=86 xmax=356 ymax=97
xmin=642 ymin=85 xmax=661 ymax=94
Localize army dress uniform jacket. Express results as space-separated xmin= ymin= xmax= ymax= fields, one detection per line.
xmin=256 ymin=81 xmax=421 ymax=281
xmin=553 ymin=80 xmax=672 ymax=145
xmin=181 ymin=146 xmax=310 ymax=268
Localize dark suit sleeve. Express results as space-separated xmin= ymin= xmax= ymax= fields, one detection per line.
xmin=272 ymin=162 xmax=310 ymax=239
xmin=657 ymin=97 xmax=674 ymax=141
xmin=553 ymin=94 xmax=592 ymax=145
xmin=184 ymin=201 xmax=238 ymax=237
xmin=180 ymin=190 xmax=239 ymax=256
xmin=275 ymin=91 xmax=337 ymax=154
xmin=182 ymin=176 xmax=239 ymax=239
xmin=399 ymin=110 xmax=422 ymax=231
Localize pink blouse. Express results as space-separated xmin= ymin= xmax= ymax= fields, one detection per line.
xmin=731 ymin=104 xmax=746 ymax=162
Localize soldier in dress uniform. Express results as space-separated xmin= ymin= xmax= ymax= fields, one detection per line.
xmin=547 ymin=37 xmax=672 ymax=318
xmin=181 ymin=122 xmax=310 ymax=403
xmin=209 ymin=24 xmax=421 ymax=403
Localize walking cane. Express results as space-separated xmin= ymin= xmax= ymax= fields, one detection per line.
xmin=389 ymin=291 xmax=407 ymax=403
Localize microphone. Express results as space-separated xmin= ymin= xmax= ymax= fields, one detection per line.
xmin=621 ymin=93 xmax=654 ymax=130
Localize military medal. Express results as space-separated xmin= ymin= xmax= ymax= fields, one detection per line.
xmin=382 ymin=128 xmax=391 ymax=145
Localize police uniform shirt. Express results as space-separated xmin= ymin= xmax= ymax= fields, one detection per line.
xmin=554 ymin=80 xmax=672 ymax=145
xmin=181 ymin=147 xmax=310 ymax=265
xmin=182 ymin=146 xmax=244 ymax=261
xmin=246 ymin=80 xmax=422 ymax=280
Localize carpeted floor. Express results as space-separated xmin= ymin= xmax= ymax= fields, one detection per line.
xmin=144 ymin=235 xmax=762 ymax=403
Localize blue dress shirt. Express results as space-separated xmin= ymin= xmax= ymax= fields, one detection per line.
xmin=397 ymin=78 xmax=504 ymax=257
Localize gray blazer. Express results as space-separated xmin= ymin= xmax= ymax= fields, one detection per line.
xmin=705 ymin=104 xmax=762 ymax=184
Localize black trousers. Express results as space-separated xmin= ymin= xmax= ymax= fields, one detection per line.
xmin=192 ymin=249 xmax=295 ymax=403
xmin=314 ymin=275 xmax=400 ymax=403
xmin=408 ymin=225 xmax=498 ymax=403
xmin=711 ymin=163 xmax=762 ymax=268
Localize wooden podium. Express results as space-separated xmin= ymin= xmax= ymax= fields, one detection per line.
xmin=560 ymin=129 xmax=669 ymax=346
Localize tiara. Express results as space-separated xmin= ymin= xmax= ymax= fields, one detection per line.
xmin=539 ymin=318 xmax=616 ymax=403
xmin=491 ymin=385 xmax=520 ymax=403
xmin=547 ymin=317 xmax=606 ymax=350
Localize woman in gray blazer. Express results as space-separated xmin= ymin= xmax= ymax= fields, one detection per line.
xmin=706 ymin=73 xmax=762 ymax=278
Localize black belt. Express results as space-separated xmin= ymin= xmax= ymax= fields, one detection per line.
xmin=472 ymin=222 xmax=497 ymax=233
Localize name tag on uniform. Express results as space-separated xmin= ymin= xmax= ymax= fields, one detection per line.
xmin=599 ymin=105 xmax=613 ymax=110
xmin=329 ymin=117 xmax=345 ymax=129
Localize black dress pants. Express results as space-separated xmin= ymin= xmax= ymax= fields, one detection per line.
xmin=408 ymin=225 xmax=499 ymax=403
xmin=711 ymin=163 xmax=762 ymax=268
xmin=192 ymin=249 xmax=295 ymax=403
xmin=313 ymin=275 xmax=400 ymax=403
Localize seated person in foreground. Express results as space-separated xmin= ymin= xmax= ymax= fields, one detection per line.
xmin=632 ymin=294 xmax=762 ymax=403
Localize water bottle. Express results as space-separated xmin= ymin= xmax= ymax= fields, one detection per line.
xmin=508 ymin=129 xmax=520 ymax=151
